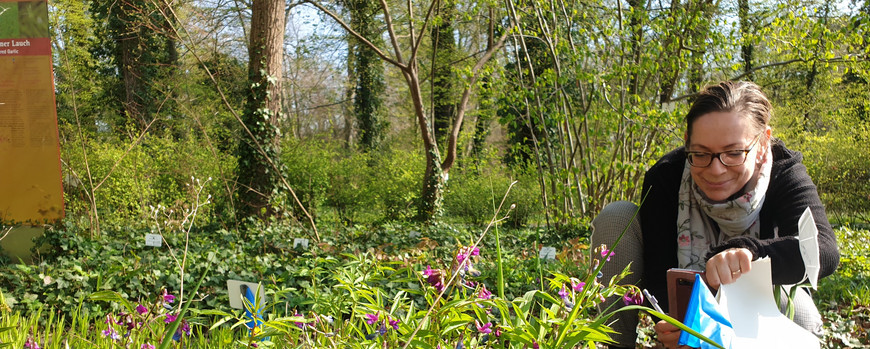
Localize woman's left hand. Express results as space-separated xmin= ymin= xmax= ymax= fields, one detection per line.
xmin=705 ymin=247 xmax=753 ymax=289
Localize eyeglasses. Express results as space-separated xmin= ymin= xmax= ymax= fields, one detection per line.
xmin=686 ymin=132 xmax=764 ymax=168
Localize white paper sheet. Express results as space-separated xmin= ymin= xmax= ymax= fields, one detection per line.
xmin=717 ymin=258 xmax=819 ymax=348
xmin=798 ymin=207 xmax=821 ymax=289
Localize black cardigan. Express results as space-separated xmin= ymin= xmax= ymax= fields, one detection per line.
xmin=639 ymin=139 xmax=840 ymax=309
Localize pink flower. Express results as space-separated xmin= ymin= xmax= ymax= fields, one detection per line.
xmin=678 ymin=235 xmax=691 ymax=246
xmin=623 ymin=288 xmax=644 ymax=306
xmin=423 ymin=265 xmax=435 ymax=276
xmin=294 ymin=312 xmax=305 ymax=328
xmin=161 ymin=289 xmax=175 ymax=303
xmin=141 ymin=343 xmax=155 ymax=349
xmin=558 ymin=286 xmax=568 ymax=300
xmin=101 ymin=328 xmax=121 ymax=340
xmin=600 ymin=247 xmax=613 ymax=261
xmin=478 ymin=285 xmax=492 ymax=300
xmin=164 ymin=314 xmax=177 ymax=324
xmin=475 ymin=321 xmax=492 ymax=334
xmin=572 ymin=281 xmax=585 ymax=292
xmin=456 ymin=246 xmax=480 ymax=264
xmin=365 ymin=312 xmax=379 ymax=325
xmin=136 ymin=304 xmax=148 ymax=315
xmin=24 ymin=338 xmax=41 ymax=349
xmin=389 ymin=318 xmax=399 ymax=330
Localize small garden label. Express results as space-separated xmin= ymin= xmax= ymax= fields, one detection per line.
xmin=539 ymin=246 xmax=557 ymax=260
xmin=293 ymin=238 xmax=309 ymax=249
xmin=144 ymin=233 xmax=162 ymax=247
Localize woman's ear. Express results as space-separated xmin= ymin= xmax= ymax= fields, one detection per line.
xmin=756 ymin=127 xmax=772 ymax=163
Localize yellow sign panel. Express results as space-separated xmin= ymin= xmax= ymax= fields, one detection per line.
xmin=0 ymin=0 xmax=64 ymax=224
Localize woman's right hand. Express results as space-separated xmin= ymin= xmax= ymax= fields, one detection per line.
xmin=654 ymin=320 xmax=685 ymax=349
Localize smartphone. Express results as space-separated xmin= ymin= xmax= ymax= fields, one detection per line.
xmin=666 ymin=268 xmax=705 ymax=321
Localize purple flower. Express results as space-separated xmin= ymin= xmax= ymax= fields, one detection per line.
xmin=600 ymin=246 xmax=613 ymax=261
xmin=164 ymin=314 xmax=177 ymax=324
xmin=623 ymin=288 xmax=644 ymax=306
xmin=572 ymin=281 xmax=585 ymax=292
xmin=294 ymin=312 xmax=305 ymax=329
xmin=533 ymin=341 xmax=539 ymax=349
xmin=478 ymin=286 xmax=492 ymax=300
xmin=180 ymin=320 xmax=191 ymax=335
xmin=475 ymin=321 xmax=492 ymax=334
xmin=456 ymin=246 xmax=480 ymax=264
xmin=141 ymin=343 xmax=155 ymax=349
xmin=365 ymin=312 xmax=379 ymax=325
xmin=424 ymin=267 xmax=444 ymax=292
xmin=163 ymin=293 xmax=175 ymax=304
xmin=389 ymin=318 xmax=400 ymax=330
xmin=101 ymin=328 xmax=121 ymax=340
xmin=136 ymin=304 xmax=148 ymax=315
xmin=558 ymin=286 xmax=569 ymax=300
xmin=24 ymin=338 xmax=41 ymax=349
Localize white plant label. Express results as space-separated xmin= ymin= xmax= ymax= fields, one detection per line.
xmin=539 ymin=246 xmax=557 ymax=260
xmin=227 ymin=280 xmax=266 ymax=310
xmin=145 ymin=234 xmax=162 ymax=247
xmin=293 ymin=238 xmax=309 ymax=250
xmin=408 ymin=231 xmax=421 ymax=239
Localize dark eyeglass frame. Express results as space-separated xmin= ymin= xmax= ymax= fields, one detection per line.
xmin=685 ymin=132 xmax=765 ymax=168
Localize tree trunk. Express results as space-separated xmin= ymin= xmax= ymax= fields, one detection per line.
xmin=237 ymin=0 xmax=285 ymax=221
xmin=348 ymin=0 xmax=385 ymax=151
xmin=431 ymin=0 xmax=457 ymax=148
xmin=738 ymin=0 xmax=753 ymax=79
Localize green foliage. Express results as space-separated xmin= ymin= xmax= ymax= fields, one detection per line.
xmin=444 ymin=168 xmax=542 ymax=227
xmin=281 ymin=139 xmax=423 ymax=224
xmin=816 ymin=226 xmax=870 ymax=347
xmin=61 ymin=131 xmax=235 ymax=231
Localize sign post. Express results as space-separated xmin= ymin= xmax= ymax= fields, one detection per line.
xmin=0 ymin=0 xmax=64 ymax=262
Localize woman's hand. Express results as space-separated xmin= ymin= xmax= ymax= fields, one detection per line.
xmin=654 ymin=320 xmax=686 ymax=349
xmin=705 ymin=247 xmax=753 ymax=289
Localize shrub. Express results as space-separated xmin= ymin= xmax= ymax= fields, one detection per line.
xmin=444 ymin=168 xmax=543 ymax=227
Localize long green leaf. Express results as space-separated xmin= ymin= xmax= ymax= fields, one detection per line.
xmin=158 ymin=264 xmax=211 ymax=349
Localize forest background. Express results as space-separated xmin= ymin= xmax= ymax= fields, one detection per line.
xmin=1 ymin=0 xmax=870 ymax=347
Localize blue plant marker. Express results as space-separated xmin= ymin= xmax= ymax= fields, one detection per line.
xmin=243 ymin=285 xmax=268 ymax=341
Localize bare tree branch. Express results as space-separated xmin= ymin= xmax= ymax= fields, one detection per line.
xmin=442 ymin=24 xmax=512 ymax=171
xmin=303 ymin=0 xmax=404 ymax=68
xmin=378 ymin=0 xmax=406 ymax=67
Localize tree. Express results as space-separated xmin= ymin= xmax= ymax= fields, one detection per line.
xmin=431 ymin=0 xmax=459 ymax=147
xmin=307 ymin=0 xmax=510 ymax=222
xmin=236 ymin=0 xmax=286 ymax=220
xmin=90 ymin=0 xmax=178 ymax=134
xmin=346 ymin=0 xmax=386 ymax=151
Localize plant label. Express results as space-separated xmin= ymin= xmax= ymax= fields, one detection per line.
xmin=408 ymin=231 xmax=421 ymax=239
xmin=539 ymin=246 xmax=557 ymax=260
xmin=293 ymin=238 xmax=309 ymax=249
xmin=227 ymin=280 xmax=267 ymax=310
xmin=144 ymin=234 xmax=162 ymax=247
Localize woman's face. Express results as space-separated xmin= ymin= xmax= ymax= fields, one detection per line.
xmin=686 ymin=111 xmax=768 ymax=202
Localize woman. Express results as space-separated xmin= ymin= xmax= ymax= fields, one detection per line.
xmin=591 ymin=81 xmax=840 ymax=348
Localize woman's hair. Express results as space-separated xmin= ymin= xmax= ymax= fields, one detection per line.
xmin=685 ymin=81 xmax=772 ymax=143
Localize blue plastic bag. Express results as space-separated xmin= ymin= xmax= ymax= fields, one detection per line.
xmin=678 ymin=274 xmax=734 ymax=349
